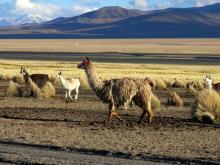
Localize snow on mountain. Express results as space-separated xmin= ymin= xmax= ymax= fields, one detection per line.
xmin=0 ymin=15 xmax=48 ymax=27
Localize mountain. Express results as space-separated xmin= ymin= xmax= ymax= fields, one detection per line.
xmin=46 ymin=6 xmax=146 ymax=24
xmin=0 ymin=4 xmax=220 ymax=38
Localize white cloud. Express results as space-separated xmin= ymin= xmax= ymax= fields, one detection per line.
xmin=72 ymin=5 xmax=96 ymax=15
xmin=130 ymin=0 xmax=150 ymax=10
xmin=195 ymin=0 xmax=220 ymax=7
xmin=15 ymin=0 xmax=60 ymax=20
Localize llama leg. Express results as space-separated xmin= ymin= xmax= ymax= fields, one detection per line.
xmin=108 ymin=103 xmax=125 ymax=123
xmin=65 ymin=90 xmax=68 ymax=98
xmin=138 ymin=107 xmax=147 ymax=124
xmin=75 ymin=88 xmax=79 ymax=99
xmin=68 ymin=90 xmax=73 ymax=99
xmin=146 ymin=101 xmax=153 ymax=125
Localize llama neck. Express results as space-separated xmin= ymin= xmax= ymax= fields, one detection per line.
xmin=85 ymin=63 xmax=103 ymax=91
xmin=58 ymin=76 xmax=66 ymax=86
xmin=23 ymin=72 xmax=30 ymax=84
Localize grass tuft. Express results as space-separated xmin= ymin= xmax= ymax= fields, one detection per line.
xmin=151 ymin=93 xmax=161 ymax=111
xmin=167 ymin=91 xmax=183 ymax=107
xmin=192 ymin=89 xmax=220 ymax=124
xmin=155 ymin=79 xmax=167 ymax=90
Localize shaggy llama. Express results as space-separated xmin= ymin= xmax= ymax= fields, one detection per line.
xmin=77 ymin=57 xmax=153 ymax=124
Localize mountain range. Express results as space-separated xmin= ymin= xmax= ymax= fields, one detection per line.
xmin=0 ymin=3 xmax=220 ymax=38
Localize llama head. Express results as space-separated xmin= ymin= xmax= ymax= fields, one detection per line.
xmin=20 ymin=66 xmax=27 ymax=75
xmin=204 ymin=75 xmax=213 ymax=88
xmin=57 ymin=70 xmax=63 ymax=78
xmin=77 ymin=57 xmax=90 ymax=69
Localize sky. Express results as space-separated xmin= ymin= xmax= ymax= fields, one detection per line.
xmin=0 ymin=0 xmax=220 ymax=20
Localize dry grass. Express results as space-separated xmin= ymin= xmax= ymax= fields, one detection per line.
xmin=78 ymin=76 xmax=91 ymax=90
xmin=167 ymin=91 xmax=183 ymax=107
xmin=151 ymin=93 xmax=161 ymax=111
xmin=12 ymin=75 xmax=25 ymax=84
xmin=163 ymin=79 xmax=173 ymax=88
xmin=49 ymin=75 xmax=61 ymax=86
xmin=28 ymin=79 xmax=56 ymax=99
xmin=0 ymin=39 xmax=220 ymax=55
xmin=7 ymin=78 xmax=56 ymax=99
xmin=172 ymin=79 xmax=187 ymax=88
xmin=145 ymin=77 xmax=156 ymax=89
xmin=6 ymin=80 xmax=22 ymax=97
xmin=155 ymin=79 xmax=167 ymax=90
xmin=192 ymin=89 xmax=220 ymax=124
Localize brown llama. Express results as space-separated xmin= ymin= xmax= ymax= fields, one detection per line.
xmin=77 ymin=57 xmax=153 ymax=124
xmin=20 ymin=66 xmax=49 ymax=89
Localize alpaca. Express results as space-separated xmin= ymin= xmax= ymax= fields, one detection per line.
xmin=57 ymin=71 xmax=80 ymax=99
xmin=20 ymin=66 xmax=49 ymax=89
xmin=204 ymin=75 xmax=220 ymax=92
xmin=77 ymin=57 xmax=153 ymax=124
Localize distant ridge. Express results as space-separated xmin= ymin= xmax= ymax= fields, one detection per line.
xmin=0 ymin=4 xmax=220 ymax=38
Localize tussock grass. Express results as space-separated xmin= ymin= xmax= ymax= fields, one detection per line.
xmin=145 ymin=77 xmax=156 ymax=89
xmin=6 ymin=80 xmax=22 ymax=97
xmin=12 ymin=75 xmax=24 ymax=84
xmin=28 ymin=79 xmax=55 ymax=99
xmin=41 ymin=82 xmax=56 ymax=98
xmin=151 ymin=93 xmax=161 ymax=111
xmin=188 ymin=85 xmax=199 ymax=97
xmin=167 ymin=91 xmax=183 ymax=107
xmin=79 ymin=76 xmax=90 ymax=90
xmin=164 ymin=79 xmax=173 ymax=88
xmin=187 ymin=80 xmax=205 ymax=90
xmin=155 ymin=79 xmax=167 ymax=90
xmin=192 ymin=89 xmax=220 ymax=124
xmin=0 ymin=74 xmax=12 ymax=81
xmin=172 ymin=79 xmax=186 ymax=88
xmin=49 ymin=75 xmax=61 ymax=86
xmin=7 ymin=78 xmax=56 ymax=99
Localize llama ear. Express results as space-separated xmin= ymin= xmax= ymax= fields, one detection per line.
xmin=85 ymin=57 xmax=90 ymax=62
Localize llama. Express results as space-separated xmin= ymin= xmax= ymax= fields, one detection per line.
xmin=77 ymin=57 xmax=153 ymax=124
xmin=20 ymin=66 xmax=49 ymax=89
xmin=57 ymin=71 xmax=80 ymax=99
xmin=204 ymin=75 xmax=220 ymax=92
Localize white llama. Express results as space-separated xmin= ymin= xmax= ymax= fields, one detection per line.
xmin=58 ymin=71 xmax=80 ymax=99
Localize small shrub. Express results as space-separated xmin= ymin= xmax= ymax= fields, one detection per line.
xmin=192 ymin=89 xmax=220 ymax=124
xmin=151 ymin=93 xmax=161 ymax=111
xmin=155 ymin=79 xmax=167 ymax=90
xmin=167 ymin=91 xmax=183 ymax=107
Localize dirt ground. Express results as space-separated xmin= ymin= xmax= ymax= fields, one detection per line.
xmin=0 ymin=80 xmax=219 ymax=164
xmin=0 ymin=51 xmax=219 ymax=164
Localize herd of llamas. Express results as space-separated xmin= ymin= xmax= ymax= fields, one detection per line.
xmin=5 ymin=57 xmax=220 ymax=125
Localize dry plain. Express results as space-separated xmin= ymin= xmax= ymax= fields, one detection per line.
xmin=0 ymin=39 xmax=219 ymax=164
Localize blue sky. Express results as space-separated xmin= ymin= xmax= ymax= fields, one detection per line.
xmin=0 ymin=0 xmax=220 ymax=20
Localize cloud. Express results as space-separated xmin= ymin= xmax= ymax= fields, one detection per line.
xmin=195 ymin=0 xmax=220 ymax=7
xmin=72 ymin=5 xmax=97 ymax=15
xmin=15 ymin=0 xmax=60 ymax=20
xmin=130 ymin=0 xmax=150 ymax=10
